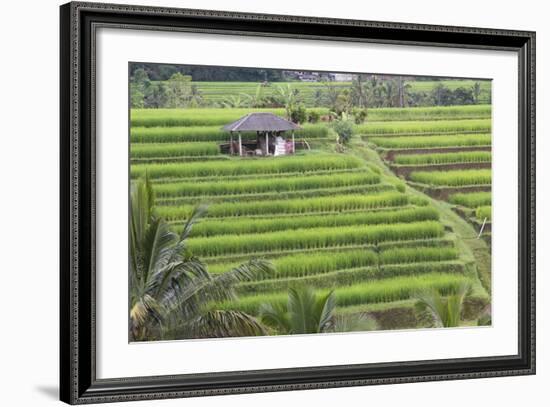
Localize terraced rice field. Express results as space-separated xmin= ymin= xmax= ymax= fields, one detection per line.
xmin=130 ymin=104 xmax=491 ymax=330
xmin=365 ymin=104 xmax=492 ymax=240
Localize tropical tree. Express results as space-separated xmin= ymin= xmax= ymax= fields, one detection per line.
xmin=130 ymin=175 xmax=273 ymax=341
xmin=259 ymin=286 xmax=336 ymax=334
xmin=165 ymin=72 xmax=193 ymax=108
xmin=220 ymin=95 xmax=247 ymax=108
xmin=472 ymin=81 xmax=482 ymax=104
xmin=331 ymin=313 xmax=378 ymax=332
xmin=242 ymin=84 xmax=266 ymax=108
xmin=276 ymin=84 xmax=299 ymax=120
xmin=414 ymin=282 xmax=471 ymax=328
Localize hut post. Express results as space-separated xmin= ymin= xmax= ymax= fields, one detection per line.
xmin=292 ymin=132 xmax=295 ymax=154
xmin=238 ymin=132 xmax=242 ymax=156
xmin=265 ymin=132 xmax=269 ymax=156
xmin=230 ymin=132 xmax=234 ymax=155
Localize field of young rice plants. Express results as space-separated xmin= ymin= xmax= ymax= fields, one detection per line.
xmin=130 ymin=103 xmax=490 ymax=331
xmin=367 ymin=104 xmax=493 ymax=239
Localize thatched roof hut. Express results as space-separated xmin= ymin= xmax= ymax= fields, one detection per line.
xmin=222 ymin=113 xmax=300 ymax=156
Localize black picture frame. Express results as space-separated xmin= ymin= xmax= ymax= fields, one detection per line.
xmin=60 ymin=1 xmax=536 ymax=404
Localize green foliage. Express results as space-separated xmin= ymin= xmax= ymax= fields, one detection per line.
xmin=357 ymin=119 xmax=491 ymax=135
xmin=158 ymin=192 xmax=409 ymax=220
xmin=130 ymin=123 xmax=329 ymax=143
xmin=307 ymin=109 xmax=321 ymax=123
xmin=131 ymin=142 xmax=220 ymax=158
xmin=185 ymin=221 xmax=444 ymax=257
xmin=332 ymin=118 xmax=355 ymax=145
xmin=224 ymin=273 xmax=470 ymax=314
xmin=290 ymin=104 xmax=308 ymax=124
xmin=393 ymin=151 xmax=492 ymax=165
xmin=259 ymin=286 xmax=336 ymax=334
xmin=379 ymin=247 xmax=458 ymax=265
xmin=409 ymin=169 xmax=492 ymax=186
xmin=366 ymin=105 xmax=491 ymax=121
xmin=415 ymin=282 xmax=471 ymax=327
xmin=165 ymin=72 xmax=197 ymax=108
xmin=129 ymin=177 xmax=272 ymax=341
xmin=370 ymin=134 xmax=491 ymax=149
xmin=154 ymin=172 xmax=380 ymax=198
xmin=449 ymin=192 xmax=492 ymax=208
xmin=352 ymin=107 xmax=369 ymax=124
xmin=183 ymin=207 xmax=439 ymax=237
xmin=131 ymin=154 xmax=364 ymax=179
xmin=475 ymin=205 xmax=492 ymax=221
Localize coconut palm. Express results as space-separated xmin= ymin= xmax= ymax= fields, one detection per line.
xmin=259 ymin=286 xmax=336 ymax=334
xmin=414 ymin=282 xmax=471 ymax=328
xmin=130 ymin=175 xmax=273 ymax=341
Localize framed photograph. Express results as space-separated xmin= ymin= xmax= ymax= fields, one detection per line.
xmin=60 ymin=1 xmax=536 ymax=404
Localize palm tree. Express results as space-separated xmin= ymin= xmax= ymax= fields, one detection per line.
xmin=242 ymin=84 xmax=266 ymax=108
xmin=130 ymin=175 xmax=273 ymax=341
xmin=259 ymin=286 xmax=336 ymax=334
xmin=275 ymin=84 xmax=299 ymax=120
xmin=414 ymin=282 xmax=471 ymax=328
xmin=472 ymin=81 xmax=482 ymax=104
xmin=220 ymin=95 xmax=247 ymax=108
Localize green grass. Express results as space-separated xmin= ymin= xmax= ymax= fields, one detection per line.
xmin=209 ymin=249 xmax=378 ymax=278
xmin=131 ymin=108 xmax=318 ymax=127
xmin=223 ymin=273 xmax=470 ymax=314
xmin=182 ymin=206 xmax=439 ymax=237
xmin=409 ymin=169 xmax=492 ymax=186
xmin=132 ymin=154 xmax=364 ymax=179
xmin=379 ymin=247 xmax=458 ymax=264
xmin=356 ymin=119 xmax=491 ymax=135
xmin=154 ymin=171 xmax=380 ymax=198
xmin=476 ymin=205 xmax=492 ymax=221
xmin=449 ymin=192 xmax=492 ymax=208
xmin=369 ymin=134 xmax=492 ymax=149
xmin=393 ymin=151 xmax=492 ymax=165
xmin=186 ymin=221 xmax=444 ymax=257
xmin=131 ymin=142 xmax=220 ymax=158
xmin=236 ymin=261 xmax=466 ymax=295
xmin=366 ymin=105 xmax=491 ymax=121
xmin=131 ymin=123 xmax=329 ymax=143
xmin=157 ymin=192 xmax=409 ymax=220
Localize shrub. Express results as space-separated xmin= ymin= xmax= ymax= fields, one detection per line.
xmin=352 ymin=107 xmax=368 ymax=124
xmin=307 ymin=109 xmax=321 ymax=123
xmin=290 ymin=104 xmax=308 ymax=124
xmin=332 ymin=119 xmax=355 ymax=145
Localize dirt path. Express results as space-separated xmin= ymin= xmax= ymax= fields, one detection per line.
xmin=351 ymin=141 xmax=491 ymax=296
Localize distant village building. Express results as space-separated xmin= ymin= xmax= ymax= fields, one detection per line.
xmin=332 ymin=73 xmax=354 ymax=82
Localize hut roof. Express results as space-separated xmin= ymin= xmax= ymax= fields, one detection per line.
xmin=222 ymin=112 xmax=300 ymax=132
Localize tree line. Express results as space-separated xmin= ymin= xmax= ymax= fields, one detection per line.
xmin=130 ymin=68 xmax=489 ymax=110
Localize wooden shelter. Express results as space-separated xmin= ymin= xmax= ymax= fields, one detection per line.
xmin=222 ymin=112 xmax=300 ymax=156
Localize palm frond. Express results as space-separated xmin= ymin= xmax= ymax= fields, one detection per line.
xmin=179 ymin=203 xmax=208 ymax=241
xmin=186 ymin=310 xmax=267 ymax=338
xmin=259 ymin=301 xmax=291 ymax=333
